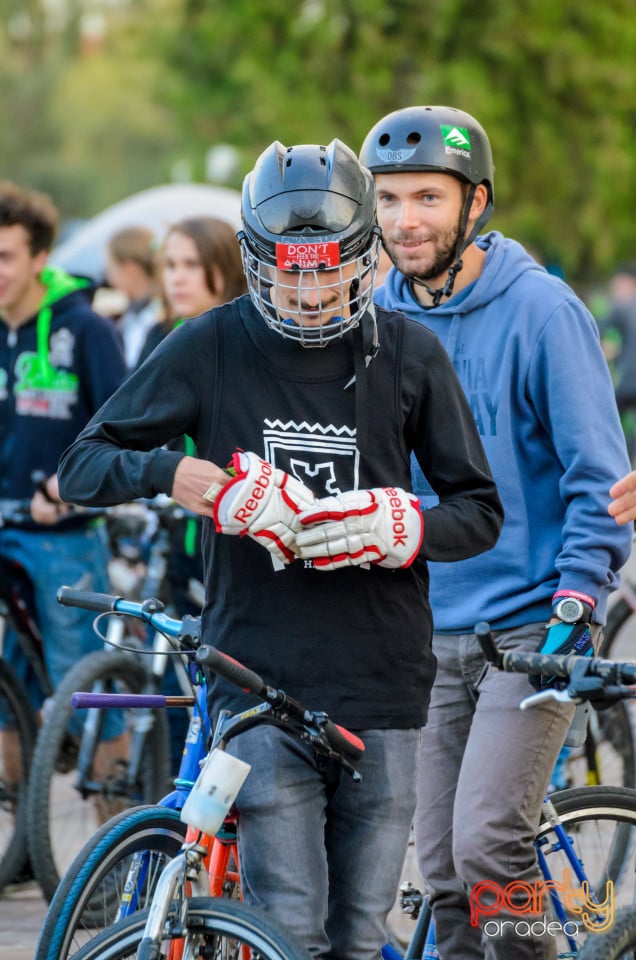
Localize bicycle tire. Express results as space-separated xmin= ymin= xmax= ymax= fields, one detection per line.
xmin=576 ymin=905 xmax=636 ymax=959
xmin=537 ymin=785 xmax=636 ymax=954
xmin=27 ymin=649 xmax=171 ymax=901
xmin=68 ymin=897 xmax=312 ymax=960
xmin=601 ymin=597 xmax=634 ymax=658
xmin=35 ymin=805 xmax=187 ymax=960
xmin=0 ymin=659 xmax=38 ymax=891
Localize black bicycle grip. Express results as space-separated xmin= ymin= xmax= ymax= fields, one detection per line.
xmin=57 ymin=586 xmax=121 ymax=613
xmin=589 ymin=658 xmax=636 ymax=685
xmin=322 ymin=719 xmax=365 ymax=764
xmin=501 ymin=649 xmax=571 ymax=678
xmin=616 ymin=662 xmax=636 ymax=684
xmin=196 ymin=645 xmax=267 ymax=697
xmin=474 ymin=621 xmax=502 ymax=667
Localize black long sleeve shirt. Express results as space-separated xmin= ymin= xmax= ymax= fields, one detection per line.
xmin=58 ymin=296 xmax=503 ymax=728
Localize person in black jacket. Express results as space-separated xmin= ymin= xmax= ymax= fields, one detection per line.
xmin=58 ymin=140 xmax=503 ymax=959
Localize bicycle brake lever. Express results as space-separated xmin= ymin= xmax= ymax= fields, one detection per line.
xmin=519 ymin=689 xmax=579 ymax=710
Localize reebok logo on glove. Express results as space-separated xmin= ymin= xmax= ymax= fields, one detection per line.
xmin=296 ymin=486 xmax=424 ymax=571
xmin=213 ymin=451 xmax=317 ymax=565
xmin=385 ymin=488 xmax=410 ymax=548
xmin=232 ymin=460 xmax=274 ymax=525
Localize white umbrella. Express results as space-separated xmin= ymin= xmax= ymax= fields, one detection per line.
xmin=50 ymin=183 xmax=242 ymax=284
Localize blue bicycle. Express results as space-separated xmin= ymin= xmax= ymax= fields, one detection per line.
xmin=36 ymin=594 xmax=636 ymax=960
xmin=36 ymin=589 xmax=362 ymax=960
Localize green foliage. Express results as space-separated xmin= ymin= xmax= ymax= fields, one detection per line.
xmin=0 ymin=0 xmax=633 ymax=286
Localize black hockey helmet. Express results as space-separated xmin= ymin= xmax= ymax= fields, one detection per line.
xmin=239 ymin=139 xmax=380 ymax=346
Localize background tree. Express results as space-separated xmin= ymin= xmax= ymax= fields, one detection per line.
xmin=0 ymin=0 xmax=633 ymax=289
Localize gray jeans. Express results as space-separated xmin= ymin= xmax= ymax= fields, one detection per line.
xmin=414 ymin=623 xmax=597 ymax=960
xmin=229 ymin=724 xmax=418 ymax=960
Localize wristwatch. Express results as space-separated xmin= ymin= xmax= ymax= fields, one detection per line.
xmin=552 ymin=596 xmax=593 ymax=624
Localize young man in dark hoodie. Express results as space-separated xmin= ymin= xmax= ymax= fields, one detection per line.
xmin=0 ymin=182 xmax=127 ymax=775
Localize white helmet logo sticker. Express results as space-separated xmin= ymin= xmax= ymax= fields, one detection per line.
xmin=375 ymin=147 xmax=417 ymax=164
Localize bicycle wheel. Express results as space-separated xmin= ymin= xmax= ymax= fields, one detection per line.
xmin=27 ymin=649 xmax=171 ymax=901
xmin=35 ymin=805 xmax=187 ymax=960
xmin=68 ymin=897 xmax=311 ymax=960
xmin=577 ymin=905 xmax=636 ymax=959
xmin=601 ymin=597 xmax=635 ymax=658
xmin=0 ymin=659 xmax=38 ymax=891
xmin=538 ymin=786 xmax=636 ymax=954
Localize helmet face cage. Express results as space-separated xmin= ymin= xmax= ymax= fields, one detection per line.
xmin=240 ymin=232 xmax=380 ymax=347
xmin=240 ymin=139 xmax=380 ymax=347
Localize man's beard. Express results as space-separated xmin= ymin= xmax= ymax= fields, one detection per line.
xmin=384 ymin=212 xmax=463 ymax=283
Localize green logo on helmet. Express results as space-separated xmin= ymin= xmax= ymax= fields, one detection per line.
xmin=441 ymin=125 xmax=471 ymax=149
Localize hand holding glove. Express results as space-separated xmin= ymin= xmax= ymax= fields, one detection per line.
xmin=295 ymin=486 xmax=423 ymax=571
xmin=212 ymin=452 xmax=316 ymax=564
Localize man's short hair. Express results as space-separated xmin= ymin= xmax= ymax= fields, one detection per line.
xmin=0 ymin=181 xmax=59 ymax=255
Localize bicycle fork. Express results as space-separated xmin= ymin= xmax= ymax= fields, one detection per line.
xmin=136 ymin=841 xmax=209 ymax=960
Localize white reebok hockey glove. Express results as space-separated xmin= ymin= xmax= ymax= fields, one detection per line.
xmin=296 ymin=487 xmax=423 ymax=571
xmin=212 ymin=451 xmax=316 ymax=564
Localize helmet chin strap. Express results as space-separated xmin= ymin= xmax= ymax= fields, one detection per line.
xmin=410 ymin=184 xmax=492 ymax=307
xmin=410 ymin=260 xmax=464 ymax=307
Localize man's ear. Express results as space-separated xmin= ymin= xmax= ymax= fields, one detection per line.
xmin=468 ymin=183 xmax=489 ymax=223
xmin=34 ymin=249 xmax=49 ymax=276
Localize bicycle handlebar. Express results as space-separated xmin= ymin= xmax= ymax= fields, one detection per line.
xmin=57 ymin=587 xmax=122 ymax=613
xmin=58 ymin=588 xmax=365 ymax=766
xmin=475 ymin=620 xmax=636 ymax=691
xmin=501 ymin=649 xmax=636 ymax=685
xmin=196 ymin=645 xmax=269 ymax=699
xmin=195 ymin=644 xmax=365 ymax=764
xmin=0 ymin=498 xmax=39 ymax=526
xmin=71 ymin=692 xmax=195 ymax=709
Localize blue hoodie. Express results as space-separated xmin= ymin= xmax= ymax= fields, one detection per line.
xmin=375 ymin=231 xmax=632 ymax=628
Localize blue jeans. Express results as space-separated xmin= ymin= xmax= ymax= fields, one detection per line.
xmin=0 ymin=522 xmax=122 ymax=738
xmin=414 ymin=624 xmax=593 ymax=960
xmin=228 ymin=724 xmax=418 ymax=960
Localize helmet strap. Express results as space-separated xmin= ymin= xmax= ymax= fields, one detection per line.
xmin=347 ymin=309 xmax=379 ymax=466
xmin=410 ymin=183 xmax=492 ymax=307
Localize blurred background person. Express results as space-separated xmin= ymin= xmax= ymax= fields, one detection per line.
xmin=0 ymin=181 xmax=127 ymax=803
xmin=105 ymin=225 xmax=161 ymax=370
xmin=138 ymin=215 xmax=246 ymax=616
xmin=133 ymin=216 xmax=246 ymax=770
xmin=137 ymin=215 xmax=246 ymax=367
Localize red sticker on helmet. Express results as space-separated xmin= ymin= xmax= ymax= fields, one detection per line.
xmin=276 ymin=242 xmax=341 ymax=270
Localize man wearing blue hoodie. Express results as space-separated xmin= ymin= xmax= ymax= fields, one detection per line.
xmin=360 ymin=107 xmax=633 ymax=959
xmin=0 ymin=182 xmax=126 ymax=772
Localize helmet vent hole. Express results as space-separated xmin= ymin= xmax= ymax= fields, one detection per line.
xmin=378 ymin=133 xmax=390 ymax=146
xmin=406 ymin=132 xmax=421 ymax=145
